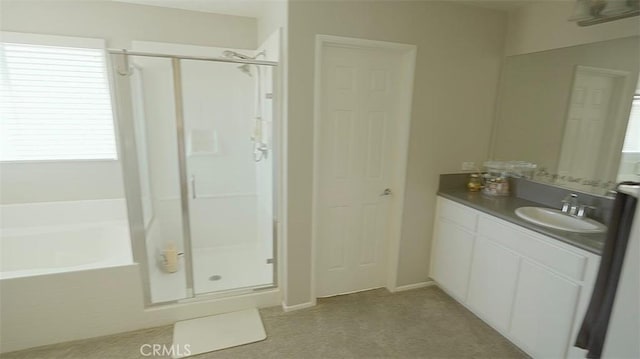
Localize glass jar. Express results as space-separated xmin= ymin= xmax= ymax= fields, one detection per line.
xmin=467 ymin=174 xmax=483 ymax=192
xmin=482 ymin=176 xmax=510 ymax=196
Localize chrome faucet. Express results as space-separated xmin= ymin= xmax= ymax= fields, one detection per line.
xmin=576 ymin=205 xmax=596 ymax=218
xmin=561 ymin=193 xmax=596 ymax=218
xmin=561 ymin=193 xmax=579 ymax=215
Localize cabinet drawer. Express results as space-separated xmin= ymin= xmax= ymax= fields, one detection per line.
xmin=438 ymin=197 xmax=478 ymax=231
xmin=478 ymin=216 xmax=587 ymax=282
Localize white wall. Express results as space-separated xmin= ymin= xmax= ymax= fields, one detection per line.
xmin=258 ymin=0 xmax=287 ymax=44
xmin=0 ymin=0 xmax=258 ymax=204
xmin=0 ymin=198 xmax=128 ymax=228
xmin=505 ymin=0 xmax=640 ymax=56
xmin=0 ymin=161 xmax=124 ymax=204
xmin=285 ymin=1 xmax=507 ymax=306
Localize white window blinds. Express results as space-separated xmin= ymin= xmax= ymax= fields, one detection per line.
xmin=0 ymin=33 xmax=117 ymax=161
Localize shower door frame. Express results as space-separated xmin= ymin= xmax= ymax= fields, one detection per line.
xmin=109 ymin=49 xmax=280 ymax=307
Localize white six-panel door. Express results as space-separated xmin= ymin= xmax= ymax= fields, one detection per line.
xmin=315 ymin=43 xmax=407 ymax=297
xmin=558 ymin=68 xmax=616 ymax=179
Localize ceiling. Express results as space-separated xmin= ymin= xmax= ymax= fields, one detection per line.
xmin=113 ymin=0 xmax=272 ymax=18
xmin=456 ymin=0 xmax=535 ymax=11
xmin=114 ymin=0 xmax=534 ymax=19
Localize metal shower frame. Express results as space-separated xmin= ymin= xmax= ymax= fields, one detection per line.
xmin=108 ymin=49 xmax=279 ymax=307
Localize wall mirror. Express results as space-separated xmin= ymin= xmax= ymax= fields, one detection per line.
xmin=489 ymin=36 xmax=640 ymax=196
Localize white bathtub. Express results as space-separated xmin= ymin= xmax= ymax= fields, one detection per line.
xmin=0 ymin=199 xmax=133 ymax=279
xmin=0 ymin=221 xmax=132 ymax=279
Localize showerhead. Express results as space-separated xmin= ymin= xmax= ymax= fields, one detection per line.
xmin=222 ymin=50 xmax=251 ymax=60
xmin=237 ymin=64 xmax=252 ymax=77
xmin=222 ymin=50 xmax=264 ymax=77
xmin=222 ymin=50 xmax=266 ymax=60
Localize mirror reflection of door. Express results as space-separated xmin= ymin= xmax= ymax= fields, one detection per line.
xmin=490 ymin=37 xmax=639 ymax=196
xmin=557 ymin=66 xmax=631 ymax=190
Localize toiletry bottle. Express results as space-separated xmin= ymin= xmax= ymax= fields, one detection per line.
xmin=162 ymin=242 xmax=179 ymax=273
xmin=468 ymin=174 xmax=482 ymax=192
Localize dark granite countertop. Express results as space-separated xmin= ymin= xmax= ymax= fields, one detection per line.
xmin=438 ymin=190 xmax=605 ymax=255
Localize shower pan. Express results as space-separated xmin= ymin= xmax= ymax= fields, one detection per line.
xmin=109 ymin=46 xmax=278 ymax=305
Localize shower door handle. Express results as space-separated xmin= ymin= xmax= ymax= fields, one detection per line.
xmin=190 ymin=175 xmax=196 ymax=199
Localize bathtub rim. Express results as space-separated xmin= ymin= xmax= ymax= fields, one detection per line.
xmin=1 ymin=219 xmax=133 ymax=279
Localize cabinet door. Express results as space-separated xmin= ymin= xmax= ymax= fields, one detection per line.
xmin=430 ymin=218 xmax=475 ymax=301
xmin=510 ymin=260 xmax=580 ymax=359
xmin=467 ymin=236 xmax=520 ymax=332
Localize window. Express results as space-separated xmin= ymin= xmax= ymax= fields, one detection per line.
xmin=622 ymin=93 xmax=640 ymax=153
xmin=0 ymin=32 xmax=117 ymax=161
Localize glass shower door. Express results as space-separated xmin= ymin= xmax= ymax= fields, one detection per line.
xmin=178 ymin=59 xmax=275 ymax=295
xmin=112 ymin=49 xmax=276 ymax=304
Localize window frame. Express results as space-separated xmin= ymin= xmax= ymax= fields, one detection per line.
xmin=621 ymin=93 xmax=640 ymax=154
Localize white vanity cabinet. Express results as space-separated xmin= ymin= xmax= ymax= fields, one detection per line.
xmin=510 ymin=259 xmax=581 ymax=358
xmin=430 ymin=199 xmax=477 ymax=301
xmin=466 ymin=235 xmax=520 ymax=332
xmin=430 ymin=196 xmax=601 ymax=359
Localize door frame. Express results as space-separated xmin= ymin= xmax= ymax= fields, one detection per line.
xmin=311 ymin=35 xmax=417 ymax=300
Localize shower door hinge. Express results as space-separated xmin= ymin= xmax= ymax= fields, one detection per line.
xmin=266 ymin=258 xmax=274 ymax=264
xmin=265 ymin=93 xmax=273 ymax=99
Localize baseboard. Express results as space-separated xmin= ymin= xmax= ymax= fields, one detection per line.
xmin=390 ymin=280 xmax=435 ymax=292
xmin=281 ymin=300 xmax=315 ymax=312
xmin=281 ymin=281 xmax=435 ymax=311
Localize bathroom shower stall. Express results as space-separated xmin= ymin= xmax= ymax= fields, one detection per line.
xmin=110 ymin=41 xmax=278 ymax=304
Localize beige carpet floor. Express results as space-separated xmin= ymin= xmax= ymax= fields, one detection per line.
xmin=2 ymin=286 xmax=528 ymax=359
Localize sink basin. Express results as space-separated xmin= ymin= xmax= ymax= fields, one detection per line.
xmin=515 ymin=207 xmax=607 ymax=234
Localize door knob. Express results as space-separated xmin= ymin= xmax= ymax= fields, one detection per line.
xmin=380 ymin=188 xmax=392 ymax=196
